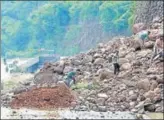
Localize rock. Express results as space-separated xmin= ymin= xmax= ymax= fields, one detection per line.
xmin=63 ymin=66 xmax=73 ymax=73
xmin=144 ymin=91 xmax=155 ymax=101
xmin=97 ymin=93 xmax=108 ymax=99
xmin=135 ymin=101 xmax=145 ymax=109
xmin=119 ymin=58 xmax=129 ymax=65
xmin=125 ymin=52 xmax=135 ymax=62
xmin=137 ymin=79 xmax=150 ymax=91
xmin=71 ymin=60 xmax=81 ymax=66
xmin=94 ymin=53 xmax=102 ymax=58
xmin=96 ymin=98 xmax=106 ymax=106
xmin=130 ymin=102 xmax=136 ymax=107
xmin=156 ymin=77 xmax=164 ymax=84
xmin=97 ymin=68 xmax=112 ymax=80
xmin=154 ymin=88 xmax=161 ymax=94
xmin=129 ymin=90 xmax=134 ymax=96
xmin=144 ymin=104 xmax=155 ymax=112
xmin=137 ymin=50 xmax=152 ymax=58
xmin=119 ymin=84 xmax=126 ymax=91
xmin=98 ymin=106 xmax=107 ymax=112
xmin=121 ymin=63 xmax=132 ymax=70
xmin=13 ymin=87 xmax=27 ymax=95
xmin=144 ymin=41 xmax=154 ymax=49
xmin=86 ymin=97 xmax=96 ymax=104
xmin=94 ymin=58 xmax=105 ymax=65
xmin=150 ymin=80 xmax=158 ymax=91
xmin=82 ymin=55 xmax=93 ymax=64
xmin=147 ymin=67 xmax=158 ymax=74
xmin=129 ymin=94 xmax=138 ymax=101
xmin=133 ymin=23 xmax=147 ymax=34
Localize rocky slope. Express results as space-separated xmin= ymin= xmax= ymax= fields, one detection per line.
xmin=135 ymin=1 xmax=163 ymax=24
xmin=1 ymin=17 xmax=163 ymax=114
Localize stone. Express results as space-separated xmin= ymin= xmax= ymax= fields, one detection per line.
xmin=137 ymin=79 xmax=150 ymax=91
xmin=129 ymin=94 xmax=138 ymax=101
xmin=94 ymin=58 xmax=105 ymax=65
xmin=121 ymin=63 xmax=132 ymax=70
xmin=119 ymin=58 xmax=129 ymax=65
xmin=144 ymin=41 xmax=154 ymax=49
xmin=150 ymin=80 xmax=158 ymax=91
xmin=144 ymin=104 xmax=155 ymax=112
xmin=97 ymin=68 xmax=113 ymax=80
xmin=133 ymin=23 xmax=147 ymax=34
xmin=129 ymin=90 xmax=134 ymax=96
xmin=135 ymin=101 xmax=145 ymax=109
xmin=97 ymin=93 xmax=108 ymax=99
xmin=98 ymin=106 xmax=107 ymax=112
xmin=130 ymin=102 xmax=136 ymax=107
xmin=147 ymin=67 xmax=158 ymax=75
xmin=137 ymin=50 xmax=152 ymax=58
xmin=144 ymin=91 xmax=155 ymax=101
xmin=96 ymin=98 xmax=106 ymax=106
xmin=154 ymin=88 xmax=161 ymax=94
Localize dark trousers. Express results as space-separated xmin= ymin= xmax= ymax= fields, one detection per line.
xmin=113 ymin=63 xmax=120 ymax=75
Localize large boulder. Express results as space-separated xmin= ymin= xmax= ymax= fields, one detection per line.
xmin=144 ymin=90 xmax=155 ymax=101
xmin=144 ymin=41 xmax=154 ymax=49
xmin=137 ymin=79 xmax=150 ymax=91
xmin=97 ymin=68 xmax=113 ymax=80
xmin=133 ymin=23 xmax=147 ymax=34
xmin=94 ymin=58 xmax=105 ymax=65
xmin=121 ymin=63 xmax=132 ymax=70
xmin=119 ymin=58 xmax=129 ymax=65
xmin=137 ymin=49 xmax=152 ymax=58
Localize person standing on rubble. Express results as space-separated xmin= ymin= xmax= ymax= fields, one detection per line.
xmin=137 ymin=30 xmax=151 ymax=47
xmin=112 ymin=50 xmax=120 ymax=75
xmin=151 ymin=33 xmax=164 ymax=62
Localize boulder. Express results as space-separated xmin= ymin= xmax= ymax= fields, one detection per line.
xmin=96 ymin=98 xmax=106 ymax=106
xmin=133 ymin=23 xmax=147 ymax=34
xmin=144 ymin=41 xmax=154 ymax=49
xmin=137 ymin=50 xmax=152 ymax=58
xmin=119 ymin=58 xmax=129 ymax=65
xmin=98 ymin=106 xmax=107 ymax=112
xmin=121 ymin=63 xmax=132 ymax=70
xmin=97 ymin=68 xmax=113 ymax=80
xmin=63 ymin=66 xmax=74 ymax=73
xmin=97 ymin=93 xmax=108 ymax=99
xmin=144 ymin=91 xmax=155 ymax=101
xmin=137 ymin=79 xmax=150 ymax=91
xmin=129 ymin=94 xmax=138 ymax=101
xmin=82 ymin=55 xmax=93 ymax=64
xmin=94 ymin=58 xmax=105 ymax=65
xmin=150 ymin=80 xmax=158 ymax=91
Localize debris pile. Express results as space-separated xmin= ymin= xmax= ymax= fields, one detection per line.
xmin=1 ymin=17 xmax=163 ymax=113
xmin=10 ymin=83 xmax=76 ymax=109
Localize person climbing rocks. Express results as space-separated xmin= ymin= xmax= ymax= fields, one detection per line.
xmin=112 ymin=50 xmax=120 ymax=75
xmin=151 ymin=33 xmax=164 ymax=62
xmin=137 ymin=30 xmax=151 ymax=47
xmin=64 ymin=71 xmax=76 ymax=87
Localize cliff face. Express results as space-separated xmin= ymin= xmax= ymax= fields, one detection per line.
xmin=134 ymin=1 xmax=163 ymax=24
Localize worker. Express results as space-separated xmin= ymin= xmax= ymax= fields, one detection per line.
xmin=64 ymin=71 xmax=76 ymax=87
xmin=112 ymin=50 xmax=120 ymax=75
xmin=151 ymin=33 xmax=164 ymax=62
xmin=137 ymin=30 xmax=151 ymax=47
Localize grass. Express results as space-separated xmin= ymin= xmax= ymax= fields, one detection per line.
xmin=71 ymin=81 xmax=100 ymax=90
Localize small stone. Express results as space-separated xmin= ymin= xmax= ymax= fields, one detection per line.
xmin=98 ymin=106 xmax=107 ymax=112
xmin=129 ymin=94 xmax=138 ymax=101
xmin=97 ymin=93 xmax=108 ymax=99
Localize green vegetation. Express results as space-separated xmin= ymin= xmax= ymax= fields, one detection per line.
xmin=1 ymin=1 xmax=136 ymax=58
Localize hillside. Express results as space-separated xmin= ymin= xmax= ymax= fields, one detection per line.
xmin=1 ymin=17 xmax=163 ymax=116
xmin=1 ymin=1 xmax=135 ymax=57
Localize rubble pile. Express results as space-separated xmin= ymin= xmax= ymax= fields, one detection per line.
xmin=1 ymin=17 xmax=163 ymax=113
xmin=10 ymin=83 xmax=76 ymax=109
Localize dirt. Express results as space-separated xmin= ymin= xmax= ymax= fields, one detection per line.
xmin=10 ymin=83 xmax=76 ymax=109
